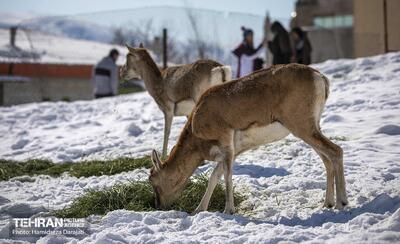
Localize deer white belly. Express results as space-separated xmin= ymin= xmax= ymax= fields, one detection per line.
xmin=234 ymin=122 xmax=290 ymax=154
xmin=174 ymin=99 xmax=196 ymax=116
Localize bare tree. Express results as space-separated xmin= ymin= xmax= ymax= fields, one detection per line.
xmin=111 ymin=19 xmax=154 ymax=46
xmin=184 ymin=5 xmax=206 ymax=59
xmin=111 ymin=15 xmax=230 ymax=66
xmin=111 ymin=27 xmax=127 ymax=45
xmin=132 ymin=19 xmax=154 ymax=47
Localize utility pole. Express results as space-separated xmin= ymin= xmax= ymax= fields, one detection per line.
xmin=10 ymin=26 xmax=17 ymax=47
xmin=264 ymin=12 xmax=272 ymax=67
xmin=383 ymin=0 xmax=388 ymax=53
xmin=162 ymin=28 xmax=168 ymax=69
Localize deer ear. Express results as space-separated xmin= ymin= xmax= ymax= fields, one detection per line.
xmin=125 ymin=43 xmax=136 ymax=53
xmin=151 ymin=149 xmax=162 ymax=171
xmin=139 ymin=42 xmax=144 ymax=48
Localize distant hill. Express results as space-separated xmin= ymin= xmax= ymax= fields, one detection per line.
xmin=20 ymin=17 xmax=113 ymax=43
xmin=0 ymin=13 xmax=113 ymax=43
xmin=0 ymin=6 xmax=267 ymax=48
xmin=0 ymin=12 xmax=37 ymax=29
xmin=0 ymin=28 xmax=127 ymax=65
xmin=72 ymin=6 xmax=266 ymax=48
xmin=0 ymin=7 xmax=274 ymax=67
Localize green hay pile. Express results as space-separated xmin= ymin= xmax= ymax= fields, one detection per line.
xmin=0 ymin=157 xmax=152 ymax=181
xmin=1 ymin=157 xmax=246 ymax=216
xmin=55 ymin=174 xmax=245 ymax=217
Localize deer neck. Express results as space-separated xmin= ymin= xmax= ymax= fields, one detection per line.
xmin=162 ymin=132 xmax=203 ymax=193
xmin=137 ymin=54 xmax=164 ymax=99
xmin=165 ymin=151 xmax=202 ymax=192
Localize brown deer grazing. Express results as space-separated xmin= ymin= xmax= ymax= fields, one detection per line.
xmin=149 ymin=64 xmax=348 ymax=214
xmin=121 ymin=44 xmax=231 ymax=158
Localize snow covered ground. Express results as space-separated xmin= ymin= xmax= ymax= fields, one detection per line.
xmin=0 ymin=52 xmax=400 ymax=243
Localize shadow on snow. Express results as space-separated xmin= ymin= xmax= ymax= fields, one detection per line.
xmin=233 ymin=164 xmax=290 ymax=178
xmin=198 ymin=163 xmax=290 ymax=179
xmin=218 ymin=193 xmax=400 ymax=227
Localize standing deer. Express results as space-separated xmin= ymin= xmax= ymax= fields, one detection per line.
xmin=121 ymin=44 xmax=231 ymax=158
xmin=149 ymin=64 xmax=348 ymax=214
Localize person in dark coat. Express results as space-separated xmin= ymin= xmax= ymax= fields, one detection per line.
xmin=232 ymin=27 xmax=265 ymax=78
xmin=291 ymin=27 xmax=312 ymax=65
xmin=92 ymin=49 xmax=120 ymax=98
xmin=267 ymin=21 xmax=292 ymax=65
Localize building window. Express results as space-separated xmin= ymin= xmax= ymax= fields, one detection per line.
xmin=313 ymin=15 xmax=353 ymax=28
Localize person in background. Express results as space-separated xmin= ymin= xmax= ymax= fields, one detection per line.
xmin=232 ymin=27 xmax=265 ymax=78
xmin=92 ymin=49 xmax=119 ymax=98
xmin=267 ymin=21 xmax=292 ymax=65
xmin=291 ymin=27 xmax=312 ymax=65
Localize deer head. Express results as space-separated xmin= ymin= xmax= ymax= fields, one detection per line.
xmin=148 ymin=149 xmax=182 ymax=209
xmin=148 ymin=120 xmax=206 ymax=209
xmin=120 ymin=43 xmax=145 ymax=81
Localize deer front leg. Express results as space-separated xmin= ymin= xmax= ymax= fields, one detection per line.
xmin=223 ymin=157 xmax=234 ymax=214
xmin=193 ymin=162 xmax=224 ymax=214
xmin=162 ymin=112 xmax=173 ymax=158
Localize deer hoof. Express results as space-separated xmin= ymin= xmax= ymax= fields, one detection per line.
xmin=335 ymin=201 xmax=347 ymax=210
xmin=223 ymin=208 xmax=235 ymax=215
xmin=323 ymin=202 xmax=334 ymax=209
xmin=192 ymin=208 xmax=203 ymax=215
xmin=323 ymin=198 xmax=335 ymax=208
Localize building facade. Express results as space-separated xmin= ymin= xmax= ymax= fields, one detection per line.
xmin=292 ymin=0 xmax=400 ymax=62
xmin=0 ymin=63 xmax=93 ymax=106
xmin=354 ymin=0 xmax=400 ymax=57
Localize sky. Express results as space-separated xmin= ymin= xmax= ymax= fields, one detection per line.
xmin=0 ymin=0 xmax=295 ymax=19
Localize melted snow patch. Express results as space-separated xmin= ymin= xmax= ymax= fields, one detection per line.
xmin=375 ymin=124 xmax=400 ymax=136
xmin=126 ymin=123 xmax=143 ymax=136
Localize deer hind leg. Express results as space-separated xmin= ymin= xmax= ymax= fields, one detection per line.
xmin=283 ymin=115 xmax=347 ymax=209
xmin=193 ymin=162 xmax=224 ymax=214
xmin=299 ymin=130 xmax=347 ymax=209
xmin=162 ymin=111 xmax=173 ymax=158
xmin=315 ymin=151 xmax=335 ymax=208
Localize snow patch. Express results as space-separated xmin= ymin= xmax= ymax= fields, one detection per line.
xmin=0 ymin=52 xmax=400 ymax=242
xmin=0 ymin=203 xmax=47 ymax=218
